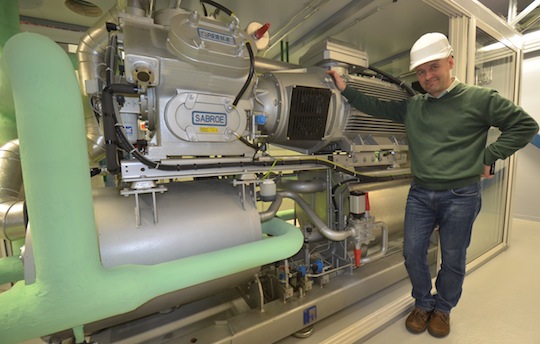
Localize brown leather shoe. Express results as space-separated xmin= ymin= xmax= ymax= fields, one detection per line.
xmin=405 ymin=307 xmax=432 ymax=333
xmin=428 ymin=310 xmax=450 ymax=337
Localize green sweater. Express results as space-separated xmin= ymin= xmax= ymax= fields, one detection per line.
xmin=342 ymin=82 xmax=539 ymax=190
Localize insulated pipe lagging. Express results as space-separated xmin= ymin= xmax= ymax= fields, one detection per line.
xmin=0 ymin=32 xmax=304 ymax=343
xmin=77 ymin=0 xmax=148 ymax=94
xmin=0 ymin=0 xmax=19 ymax=145
xmin=77 ymin=0 xmax=146 ymax=164
xmin=261 ymin=190 xmax=353 ymax=241
xmin=77 ymin=4 xmax=122 ymax=94
xmin=0 ymin=255 xmax=23 ymax=285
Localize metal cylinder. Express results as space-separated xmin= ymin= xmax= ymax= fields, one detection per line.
xmin=94 ymin=180 xmax=262 ymax=267
xmin=349 ymin=191 xmax=366 ymax=215
xmin=254 ymin=66 xmax=346 ymax=154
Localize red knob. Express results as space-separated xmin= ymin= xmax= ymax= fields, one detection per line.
xmin=365 ymin=192 xmax=370 ymax=211
xmin=354 ymin=248 xmax=362 ymax=267
xmin=254 ymin=23 xmax=270 ymax=39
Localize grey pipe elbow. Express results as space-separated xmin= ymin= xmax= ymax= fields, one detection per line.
xmin=360 ymin=221 xmax=389 ymax=265
xmin=279 ymin=179 xmax=326 ymax=193
xmin=277 ymin=190 xmax=352 ymax=241
xmin=259 ymin=194 xmax=283 ymax=222
xmin=258 ymin=190 xmax=352 ymax=241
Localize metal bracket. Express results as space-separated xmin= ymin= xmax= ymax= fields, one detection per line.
xmin=120 ymin=184 xmax=168 ymax=227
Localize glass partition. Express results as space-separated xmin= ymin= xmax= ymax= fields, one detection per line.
xmin=467 ymin=27 xmax=517 ymax=262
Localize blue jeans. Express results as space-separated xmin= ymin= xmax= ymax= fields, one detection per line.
xmin=403 ymin=181 xmax=482 ymax=314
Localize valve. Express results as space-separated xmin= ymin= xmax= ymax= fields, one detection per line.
xmin=254 ymin=23 xmax=270 ymax=39
xmin=354 ymin=244 xmax=362 ymax=268
xmin=348 ymin=192 xmax=375 ymax=267
xmin=245 ymin=22 xmax=271 ymax=50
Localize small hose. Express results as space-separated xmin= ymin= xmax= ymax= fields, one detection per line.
xmin=199 ymin=0 xmax=233 ymax=16
xmin=101 ymin=84 xmax=140 ymax=174
xmin=367 ymin=65 xmax=416 ymax=97
xmin=233 ymin=41 xmax=255 ymax=107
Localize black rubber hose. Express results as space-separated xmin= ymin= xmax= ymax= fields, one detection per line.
xmin=233 ymin=41 xmax=255 ymax=107
xmin=102 ymin=84 xmax=139 ymax=174
xmin=105 ymin=35 xmax=117 ymax=86
xmin=102 ymin=87 xmax=120 ymax=174
xmin=367 ymin=65 xmax=417 ymax=97
xmin=90 ymin=168 xmax=102 ymax=177
xmin=199 ymin=0 xmax=233 ymax=16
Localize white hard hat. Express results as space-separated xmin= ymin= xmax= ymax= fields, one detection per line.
xmin=409 ymin=32 xmax=453 ymax=71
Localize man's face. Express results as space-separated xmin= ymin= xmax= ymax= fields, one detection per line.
xmin=414 ymin=56 xmax=454 ymax=97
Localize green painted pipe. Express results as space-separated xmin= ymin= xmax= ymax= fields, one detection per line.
xmin=0 ymin=0 xmax=19 ymax=146
xmin=0 ymin=32 xmax=303 ymax=344
xmin=0 ymin=256 xmax=23 ymax=285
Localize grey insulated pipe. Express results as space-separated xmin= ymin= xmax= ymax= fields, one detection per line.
xmin=77 ymin=0 xmax=148 ymax=94
xmin=0 ymin=140 xmax=26 ymax=241
xmin=76 ymin=0 xmax=147 ymax=164
xmin=260 ymin=190 xmax=353 ymax=241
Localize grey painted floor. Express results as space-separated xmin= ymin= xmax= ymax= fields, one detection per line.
xmin=363 ymin=217 xmax=540 ymax=344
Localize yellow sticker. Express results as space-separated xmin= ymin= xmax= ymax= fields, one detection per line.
xmin=200 ymin=127 xmax=219 ymax=133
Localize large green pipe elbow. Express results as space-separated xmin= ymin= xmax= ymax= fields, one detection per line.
xmin=0 ymin=32 xmax=303 ymax=344
xmin=0 ymin=0 xmax=19 ymax=146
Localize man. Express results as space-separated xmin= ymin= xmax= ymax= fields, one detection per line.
xmin=327 ymin=32 xmax=539 ymax=338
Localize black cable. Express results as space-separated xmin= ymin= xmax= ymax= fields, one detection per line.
xmin=102 ymin=84 xmax=140 ymax=174
xmin=199 ymin=0 xmax=233 ymax=16
xmin=233 ymin=41 xmax=255 ymax=107
xmin=237 ymin=134 xmax=260 ymax=152
xmin=90 ymin=168 xmax=102 ymax=177
xmin=367 ymin=65 xmax=417 ymax=97
xmin=331 ymin=178 xmax=359 ymax=211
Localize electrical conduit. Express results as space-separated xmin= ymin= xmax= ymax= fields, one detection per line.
xmin=0 ymin=32 xmax=303 ymax=344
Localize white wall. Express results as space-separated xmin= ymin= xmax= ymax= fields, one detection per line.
xmin=513 ymin=53 xmax=540 ymax=221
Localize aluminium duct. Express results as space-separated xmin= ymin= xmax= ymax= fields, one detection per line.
xmin=77 ymin=0 xmax=147 ymax=163
xmin=77 ymin=0 xmax=148 ymax=94
xmin=0 ymin=32 xmax=303 ymax=343
xmin=0 ymin=139 xmax=26 ymax=241
xmin=77 ymin=1 xmax=122 ymax=163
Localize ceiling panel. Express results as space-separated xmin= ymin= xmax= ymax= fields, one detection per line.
xmin=14 ymin=0 xmax=540 ymax=77
xmin=19 ymin=0 xmax=115 ymax=27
